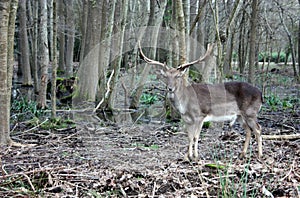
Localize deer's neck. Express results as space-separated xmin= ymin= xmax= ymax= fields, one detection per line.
xmin=170 ymin=81 xmax=190 ymax=114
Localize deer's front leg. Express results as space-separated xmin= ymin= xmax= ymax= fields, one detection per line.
xmin=193 ymin=119 xmax=204 ymax=160
xmin=184 ymin=123 xmax=196 ymax=161
xmin=184 ymin=117 xmax=204 ymax=161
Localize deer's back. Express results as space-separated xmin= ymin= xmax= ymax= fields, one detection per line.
xmin=189 ymin=81 xmax=262 ymax=117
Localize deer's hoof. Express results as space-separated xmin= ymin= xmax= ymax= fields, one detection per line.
xmin=184 ymin=153 xmax=199 ymax=162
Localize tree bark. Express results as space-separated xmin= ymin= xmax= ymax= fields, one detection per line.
xmin=73 ymin=0 xmax=101 ymax=105
xmin=27 ymin=0 xmax=39 ymax=92
xmin=65 ymin=0 xmax=74 ymax=77
xmin=97 ymin=0 xmax=112 ymax=103
xmin=18 ymin=0 xmax=32 ymax=86
xmin=0 ymin=0 xmax=18 ymax=145
xmin=298 ymin=0 xmax=300 ymax=78
xmin=51 ymin=0 xmax=57 ymax=118
xmin=223 ymin=0 xmax=240 ymax=76
xmin=247 ymin=0 xmax=258 ymax=84
xmin=238 ymin=1 xmax=247 ymax=74
xmin=107 ymin=0 xmax=129 ymax=109
xmin=37 ymin=0 xmax=50 ymax=109
xmin=176 ymin=0 xmax=187 ymax=65
xmin=58 ymin=0 xmax=65 ymax=72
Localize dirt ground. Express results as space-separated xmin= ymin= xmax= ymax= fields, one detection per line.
xmin=1 ymin=103 xmax=299 ymax=197
xmin=2 ymin=66 xmax=300 ymax=197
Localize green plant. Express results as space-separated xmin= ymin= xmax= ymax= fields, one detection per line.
xmin=140 ymin=93 xmax=159 ymax=105
xmin=41 ymin=117 xmax=75 ymax=130
xmin=264 ymin=94 xmax=294 ymax=111
xmin=11 ymin=97 xmax=44 ymax=121
xmin=26 ymin=117 xmax=75 ymax=130
xmin=203 ymin=121 xmax=211 ymax=129
xmin=258 ymin=52 xmax=286 ymax=63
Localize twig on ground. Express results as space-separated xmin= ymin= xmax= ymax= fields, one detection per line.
xmin=152 ymin=181 xmax=156 ymax=198
xmin=0 ymin=166 xmax=65 ymax=179
xmin=22 ymin=118 xmax=49 ymax=133
xmin=262 ymin=134 xmax=300 ymax=140
xmin=280 ymin=160 xmax=295 ymax=182
xmin=118 ymin=183 xmax=127 ymax=197
xmin=22 ymin=173 xmax=36 ymax=192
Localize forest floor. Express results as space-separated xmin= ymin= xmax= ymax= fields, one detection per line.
xmin=1 ymin=101 xmax=300 ymax=197
xmin=1 ymin=70 xmax=300 ymax=197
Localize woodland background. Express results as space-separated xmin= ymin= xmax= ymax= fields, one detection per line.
xmin=0 ymin=0 xmax=299 ymax=197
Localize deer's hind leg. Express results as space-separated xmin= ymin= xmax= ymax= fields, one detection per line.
xmin=240 ymin=116 xmax=263 ymax=159
xmin=246 ymin=117 xmax=262 ymax=158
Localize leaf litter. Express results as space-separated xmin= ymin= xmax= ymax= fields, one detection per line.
xmin=0 ymin=108 xmax=299 ymax=197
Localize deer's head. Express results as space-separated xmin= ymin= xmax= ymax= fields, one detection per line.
xmin=139 ymin=42 xmax=215 ymax=97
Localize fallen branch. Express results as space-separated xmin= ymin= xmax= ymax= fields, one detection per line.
xmin=22 ymin=118 xmax=49 ymax=133
xmin=0 ymin=166 xmax=65 ymax=179
xmin=262 ymin=133 xmax=300 ymax=140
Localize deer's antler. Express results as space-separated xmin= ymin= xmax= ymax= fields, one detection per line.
xmin=176 ymin=43 xmax=215 ymax=71
xmin=138 ymin=41 xmax=166 ymax=68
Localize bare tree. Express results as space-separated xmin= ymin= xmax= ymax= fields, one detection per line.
xmin=73 ymin=0 xmax=101 ymax=104
xmin=298 ymin=0 xmax=300 ymax=79
xmin=106 ymin=0 xmax=129 ymax=109
xmin=0 ymin=0 xmax=18 ymax=145
xmin=237 ymin=0 xmax=248 ymax=74
xmin=51 ymin=0 xmax=57 ymax=118
xmin=58 ymin=0 xmax=65 ymax=72
xmin=18 ymin=0 xmax=32 ymax=86
xmin=27 ymin=0 xmax=39 ymax=92
xmin=275 ymin=0 xmax=299 ymax=82
xmin=248 ymin=0 xmax=258 ymax=84
xmin=37 ymin=0 xmax=50 ymax=109
xmin=176 ymin=0 xmax=187 ymax=65
xmin=65 ymin=0 xmax=75 ymax=77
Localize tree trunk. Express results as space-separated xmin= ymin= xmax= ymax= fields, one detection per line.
xmin=247 ymin=0 xmax=258 ymax=84
xmin=37 ymin=0 xmax=49 ymax=109
xmin=65 ymin=0 xmax=74 ymax=77
xmin=48 ymin=0 xmax=53 ymax=61
xmin=0 ymin=0 xmax=18 ymax=145
xmin=176 ymin=0 xmax=187 ymax=65
xmin=73 ymin=0 xmax=101 ymax=105
xmin=209 ymin=0 xmax=223 ymax=81
xmin=238 ymin=0 xmax=247 ymax=74
xmin=51 ymin=0 xmax=57 ymax=118
xmin=96 ymin=0 xmax=112 ymax=103
xmin=58 ymin=0 xmax=65 ymax=72
xmin=223 ymin=0 xmax=240 ymax=77
xmin=27 ymin=0 xmax=39 ymax=92
xmin=190 ymin=0 xmax=207 ymax=82
xmin=18 ymin=0 xmax=32 ymax=86
xmin=298 ymin=3 xmax=300 ymax=78
xmin=183 ymin=0 xmax=190 ymax=60
xmin=107 ymin=0 xmax=129 ymax=109
xmin=277 ymin=2 xmax=298 ymax=81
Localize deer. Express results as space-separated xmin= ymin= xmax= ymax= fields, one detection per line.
xmin=139 ymin=42 xmax=263 ymax=161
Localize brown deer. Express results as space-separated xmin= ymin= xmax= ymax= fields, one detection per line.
xmin=139 ymin=42 xmax=263 ymax=161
